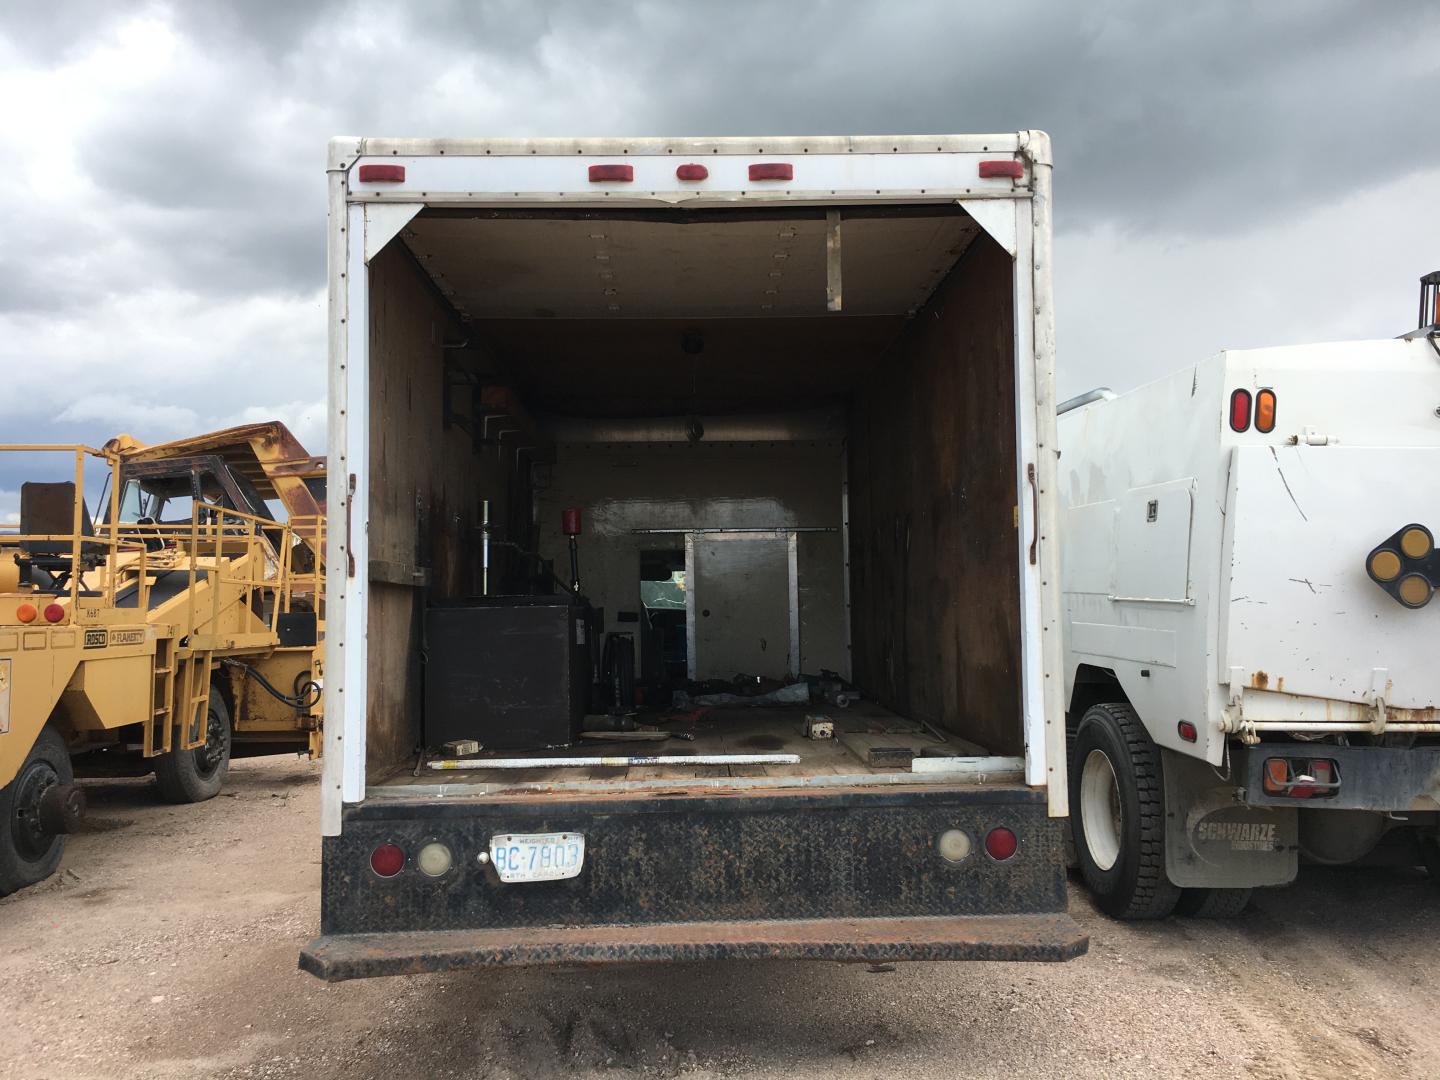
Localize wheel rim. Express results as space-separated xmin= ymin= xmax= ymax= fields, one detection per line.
xmin=11 ymin=760 xmax=61 ymax=862
xmin=193 ymin=702 xmax=228 ymax=779
xmin=1080 ymin=748 xmax=1123 ymax=872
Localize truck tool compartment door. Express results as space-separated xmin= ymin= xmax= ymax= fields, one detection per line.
xmin=1221 ymin=445 xmax=1440 ymax=709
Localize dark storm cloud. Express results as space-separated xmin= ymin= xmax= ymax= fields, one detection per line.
xmin=499 ymin=0 xmax=1436 ymax=235
xmin=0 ymin=0 xmax=1435 ymax=473
xmin=53 ymin=0 xmax=1440 ymax=307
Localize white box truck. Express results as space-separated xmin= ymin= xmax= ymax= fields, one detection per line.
xmin=1060 ymin=276 xmax=1440 ymax=919
xmin=300 ymin=133 xmax=1085 ymax=979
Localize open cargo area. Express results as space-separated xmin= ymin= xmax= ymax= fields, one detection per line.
xmin=358 ymin=204 xmax=1026 ymax=794
xmin=306 ymin=137 xmax=1077 ymax=977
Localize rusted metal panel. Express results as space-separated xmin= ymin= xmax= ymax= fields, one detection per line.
xmin=301 ymin=911 xmax=1087 ymax=980
xmin=104 ymin=422 xmax=324 ymax=519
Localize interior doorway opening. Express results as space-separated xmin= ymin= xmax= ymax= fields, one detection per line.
xmin=639 ymin=548 xmax=687 ymax=688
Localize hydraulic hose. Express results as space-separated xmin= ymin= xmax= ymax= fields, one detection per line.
xmin=219 ymin=657 xmax=322 ymax=710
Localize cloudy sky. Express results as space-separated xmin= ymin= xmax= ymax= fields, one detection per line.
xmin=0 ymin=1 xmax=1436 ymax=512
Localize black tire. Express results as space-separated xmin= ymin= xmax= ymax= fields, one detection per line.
xmin=1176 ymin=887 xmax=1253 ymax=918
xmin=154 ymin=686 xmax=231 ymax=804
xmin=0 ymin=726 xmax=72 ymax=896
xmin=1070 ymin=702 xmax=1181 ymax=920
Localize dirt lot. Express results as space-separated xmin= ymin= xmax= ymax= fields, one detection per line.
xmin=3 ymin=756 xmax=1438 ymax=1080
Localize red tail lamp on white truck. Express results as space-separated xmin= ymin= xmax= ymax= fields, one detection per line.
xmin=1060 ymin=274 xmax=1440 ymax=919
xmin=299 ymin=134 xmax=1085 ymax=979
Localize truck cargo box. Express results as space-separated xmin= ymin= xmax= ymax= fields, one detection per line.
xmin=303 ymin=134 xmax=1080 ymax=978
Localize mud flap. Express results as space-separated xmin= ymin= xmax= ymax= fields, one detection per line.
xmin=1162 ymin=748 xmax=1297 ymax=888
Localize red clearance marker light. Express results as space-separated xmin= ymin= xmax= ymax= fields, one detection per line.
xmin=370 ymin=843 xmax=405 ymax=878
xmin=748 ymin=162 xmax=794 ymax=181
xmin=588 ymin=164 xmax=634 ymax=182
xmin=979 ymin=160 xmax=1024 ymax=179
xmin=15 ymin=602 xmax=37 ymax=624
xmin=42 ymin=603 xmax=65 ymax=624
xmin=1229 ymin=388 xmax=1253 ymax=432
xmin=357 ymin=164 xmax=406 ymax=183
xmin=1177 ymin=720 xmax=1198 ymax=743
xmin=984 ymin=826 xmax=1018 ymax=861
xmin=676 ymin=163 xmax=709 ymax=181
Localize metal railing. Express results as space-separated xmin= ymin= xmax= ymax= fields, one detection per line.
xmin=0 ymin=444 xmax=147 ymax=609
xmin=1 ymin=446 xmax=322 ymax=641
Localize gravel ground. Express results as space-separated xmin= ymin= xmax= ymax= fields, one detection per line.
xmin=2 ymin=755 xmax=1438 ymax=1080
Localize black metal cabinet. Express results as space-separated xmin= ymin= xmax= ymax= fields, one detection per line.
xmin=424 ymin=597 xmax=589 ymax=750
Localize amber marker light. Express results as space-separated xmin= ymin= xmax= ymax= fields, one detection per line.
xmin=1400 ymin=526 xmax=1433 ymax=560
xmin=1397 ymin=574 xmax=1433 ymax=608
xmin=1369 ymin=550 xmax=1402 ymax=582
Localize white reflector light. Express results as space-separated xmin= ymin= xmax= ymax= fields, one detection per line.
xmin=938 ymin=829 xmax=972 ymax=863
xmin=417 ymin=842 xmax=453 ymax=877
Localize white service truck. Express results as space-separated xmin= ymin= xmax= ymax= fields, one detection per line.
xmin=300 ymin=133 xmax=1086 ymax=979
xmin=1059 ymin=274 xmax=1440 ymax=919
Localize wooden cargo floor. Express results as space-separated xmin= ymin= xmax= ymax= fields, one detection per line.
xmin=378 ymin=702 xmax=993 ymax=789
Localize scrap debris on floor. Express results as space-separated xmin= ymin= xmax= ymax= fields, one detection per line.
xmin=410 ymin=670 xmax=1002 ymax=785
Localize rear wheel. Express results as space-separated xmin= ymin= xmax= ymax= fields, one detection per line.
xmin=1176 ymin=887 xmax=1253 ymax=918
xmin=154 ymin=686 xmax=231 ymax=804
xmin=0 ymin=726 xmax=72 ymax=896
xmin=1070 ymin=703 xmax=1181 ymax=920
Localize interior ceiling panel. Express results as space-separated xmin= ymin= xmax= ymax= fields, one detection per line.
xmin=405 ymin=207 xmax=987 ymax=416
xmin=403 ymin=209 xmax=980 ymax=320
xmin=471 ymin=315 xmax=907 ymax=416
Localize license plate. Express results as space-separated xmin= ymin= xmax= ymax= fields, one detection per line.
xmin=489 ymin=832 xmax=585 ymax=883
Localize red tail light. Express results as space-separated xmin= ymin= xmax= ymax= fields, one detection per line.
xmin=357 ymin=164 xmax=405 ymax=183
xmin=979 ymin=160 xmax=1024 ymax=179
xmin=42 ymin=603 xmax=65 ymax=623
xmin=1254 ymin=388 xmax=1277 ymax=433
xmin=984 ymin=826 xmax=1018 ymax=861
xmin=370 ymin=843 xmax=405 ymax=877
xmin=748 ymin=162 xmax=794 ymax=181
xmin=1229 ymin=388 xmax=1253 ymax=432
xmin=1291 ymin=759 xmax=1335 ymax=799
xmin=588 ymin=164 xmax=633 ymax=182
xmin=1262 ymin=757 xmax=1338 ymax=798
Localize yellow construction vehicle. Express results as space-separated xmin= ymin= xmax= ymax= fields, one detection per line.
xmin=0 ymin=422 xmax=324 ymax=894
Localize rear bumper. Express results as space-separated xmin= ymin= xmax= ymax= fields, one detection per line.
xmin=1240 ymin=744 xmax=1440 ymax=811
xmin=306 ymin=784 xmax=1081 ymax=979
xmin=301 ymin=912 xmax=1088 ymax=980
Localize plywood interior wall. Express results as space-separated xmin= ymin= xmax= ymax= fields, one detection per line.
xmin=365 ymin=245 xmax=507 ymax=779
xmin=847 ymin=234 xmax=1022 ymax=754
